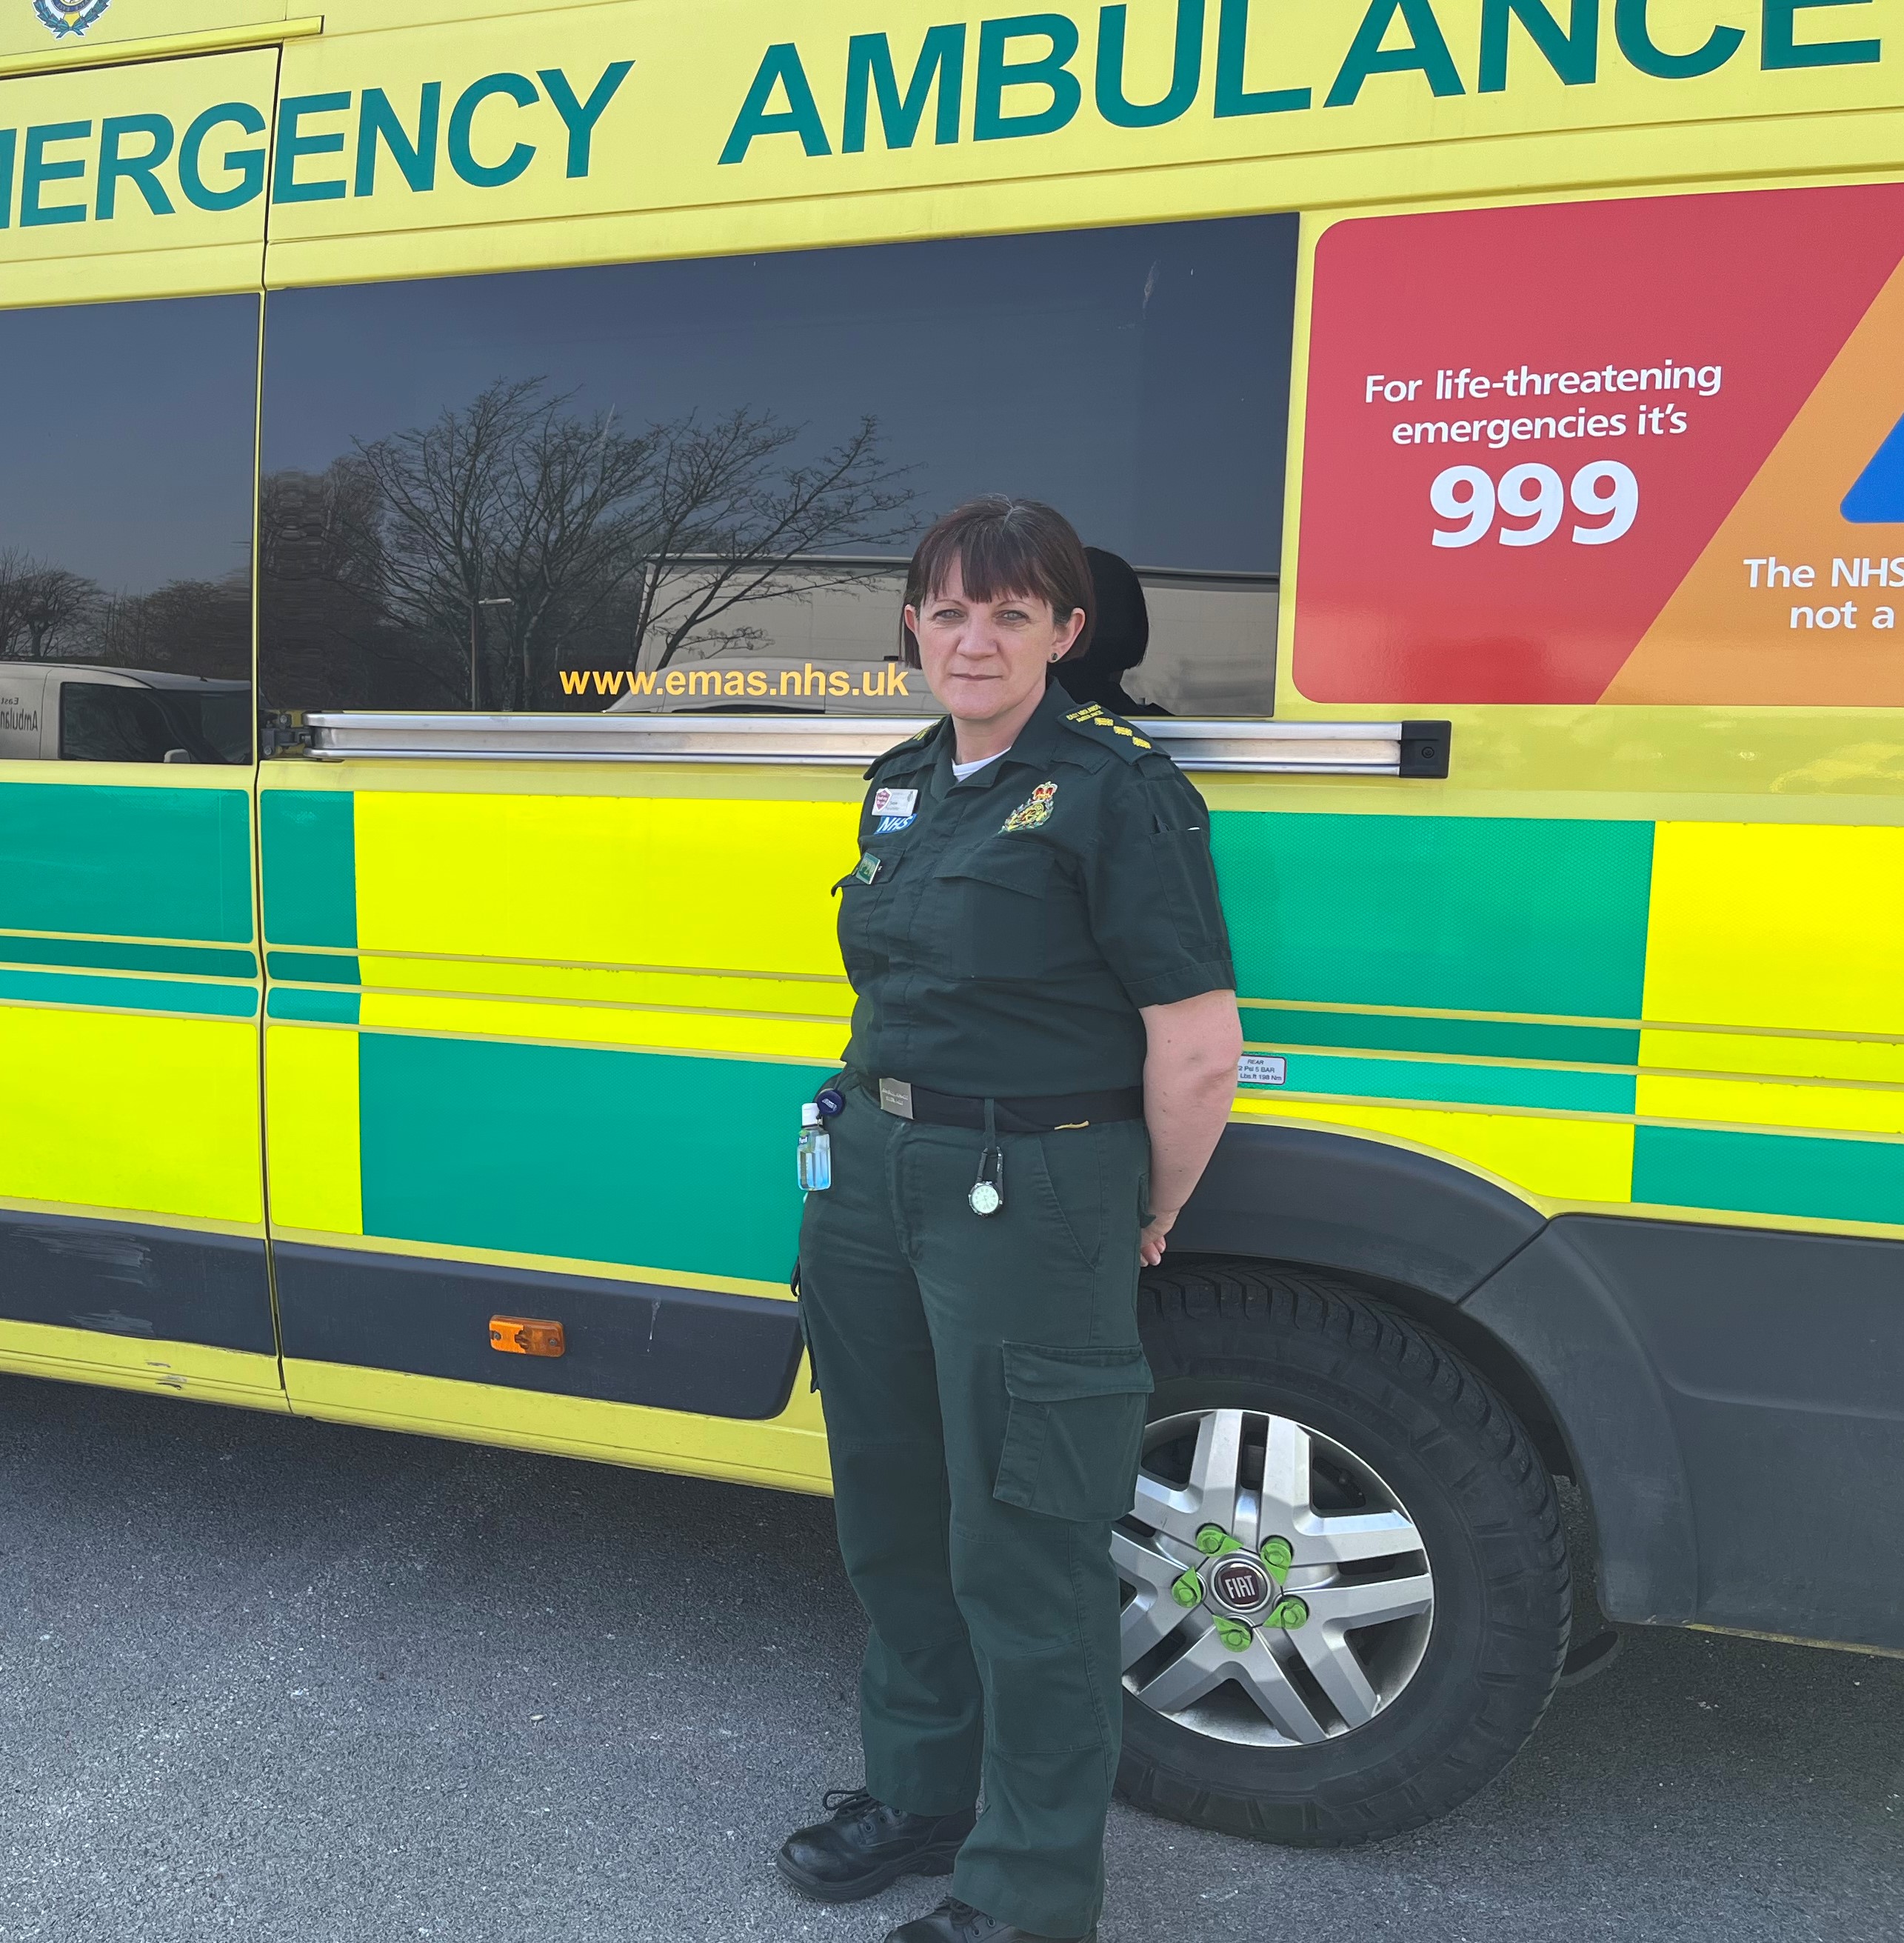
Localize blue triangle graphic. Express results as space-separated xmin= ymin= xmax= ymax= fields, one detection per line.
xmin=1843 ymin=412 xmax=1904 ymax=522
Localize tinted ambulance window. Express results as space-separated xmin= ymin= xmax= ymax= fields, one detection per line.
xmin=60 ymin=681 xmax=253 ymax=765
xmin=259 ymin=218 xmax=1295 ymax=719
xmin=0 ymin=296 xmax=257 ymax=762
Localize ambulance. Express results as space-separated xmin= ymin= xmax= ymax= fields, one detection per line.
xmin=1 ymin=0 xmax=1900 ymax=1844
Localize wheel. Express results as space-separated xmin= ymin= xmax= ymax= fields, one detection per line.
xmin=1115 ymin=1263 xmax=1570 ymax=1846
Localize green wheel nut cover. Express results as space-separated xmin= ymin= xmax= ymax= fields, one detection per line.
xmin=1214 ymin=1616 xmax=1253 ymax=1652
xmin=1268 ymin=1596 xmax=1310 ymax=1630
xmin=1196 ymin=1524 xmax=1244 ymax=1556
xmin=1171 ymin=1570 xmax=1203 ymax=1609
xmin=1260 ymin=1536 xmax=1294 ymax=1576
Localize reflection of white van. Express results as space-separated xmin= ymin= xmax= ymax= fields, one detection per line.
xmin=0 ymin=664 xmax=251 ymax=764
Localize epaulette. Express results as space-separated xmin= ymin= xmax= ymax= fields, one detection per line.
xmin=1059 ymin=700 xmax=1158 ymax=763
xmin=862 ymin=717 xmax=943 ymax=781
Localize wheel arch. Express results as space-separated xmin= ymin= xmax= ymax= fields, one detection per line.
xmin=1172 ymin=1120 xmax=1545 ymax=1302
xmin=1169 ymin=1121 xmax=1701 ymax=1628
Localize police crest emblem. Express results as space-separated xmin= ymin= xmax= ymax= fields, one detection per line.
xmin=34 ymin=0 xmax=110 ymax=36
xmin=1001 ymin=781 xmax=1057 ymax=833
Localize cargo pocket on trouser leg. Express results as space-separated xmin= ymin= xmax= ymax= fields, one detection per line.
xmin=994 ymin=1343 xmax=1153 ymax=1521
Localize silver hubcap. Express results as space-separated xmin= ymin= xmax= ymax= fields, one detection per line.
xmin=1115 ymin=1409 xmax=1435 ymax=1746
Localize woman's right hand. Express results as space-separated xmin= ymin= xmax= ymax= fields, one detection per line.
xmin=1138 ymin=1210 xmax=1177 ymax=1268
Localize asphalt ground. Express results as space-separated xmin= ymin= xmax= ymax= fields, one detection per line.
xmin=1 ymin=1370 xmax=1898 ymax=1943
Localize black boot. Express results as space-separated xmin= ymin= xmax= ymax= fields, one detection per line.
xmin=885 ymin=1896 xmax=1097 ymax=1942
xmin=775 ymin=1789 xmax=976 ymax=1904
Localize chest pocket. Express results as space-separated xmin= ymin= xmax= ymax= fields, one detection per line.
xmin=835 ymin=848 xmax=911 ymax=974
xmin=934 ymin=844 xmax=1052 ymax=980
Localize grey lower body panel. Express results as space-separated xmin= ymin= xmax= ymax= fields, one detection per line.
xmin=0 ymin=1210 xmax=274 ymax=1355
xmin=273 ymin=1243 xmax=805 ymax=1422
xmin=1463 ymin=1214 xmax=1904 ymax=1653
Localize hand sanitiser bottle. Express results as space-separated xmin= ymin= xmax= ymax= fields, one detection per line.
xmin=797 ymin=1101 xmax=833 ymax=1193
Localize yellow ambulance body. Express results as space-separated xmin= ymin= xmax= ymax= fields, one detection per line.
xmin=2 ymin=0 xmax=1900 ymax=1842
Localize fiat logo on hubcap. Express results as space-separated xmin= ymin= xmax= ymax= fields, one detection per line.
xmin=1209 ymin=1556 xmax=1274 ymax=1613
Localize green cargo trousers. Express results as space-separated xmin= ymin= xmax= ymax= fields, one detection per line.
xmin=797 ymin=1087 xmax=1153 ymax=1940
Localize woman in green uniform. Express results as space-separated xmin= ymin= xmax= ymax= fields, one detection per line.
xmin=778 ymin=498 xmax=1243 ymax=1943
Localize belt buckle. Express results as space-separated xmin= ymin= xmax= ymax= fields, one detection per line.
xmin=878 ymin=1078 xmax=915 ymax=1120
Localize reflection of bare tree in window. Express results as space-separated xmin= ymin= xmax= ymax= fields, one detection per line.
xmin=0 ymin=548 xmax=250 ymax=681
xmin=90 ymin=575 xmax=251 ymax=681
xmin=261 ymin=461 xmax=461 ymax=707
xmin=350 ymin=379 xmax=658 ymax=710
xmin=264 ymin=378 xmax=915 ymax=710
xmin=17 ymin=564 xmax=93 ymax=659
xmin=0 ymin=552 xmax=95 ymax=660
xmin=621 ymin=407 xmax=912 ymax=673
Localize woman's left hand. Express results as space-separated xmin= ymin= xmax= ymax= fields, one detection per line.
xmin=1139 ymin=1210 xmax=1178 ymax=1268
xmin=1136 ymin=989 xmax=1243 ymax=1272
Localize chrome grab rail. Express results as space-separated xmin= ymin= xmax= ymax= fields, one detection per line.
xmin=294 ymin=712 xmax=1449 ymax=777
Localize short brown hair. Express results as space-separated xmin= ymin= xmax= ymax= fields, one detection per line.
xmin=901 ymin=496 xmax=1095 ymax=667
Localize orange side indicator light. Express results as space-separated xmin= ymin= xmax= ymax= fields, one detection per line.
xmin=490 ymin=1316 xmax=566 ymax=1357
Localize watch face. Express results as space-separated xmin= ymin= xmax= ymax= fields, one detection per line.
xmin=969 ymin=1182 xmax=1002 ymax=1216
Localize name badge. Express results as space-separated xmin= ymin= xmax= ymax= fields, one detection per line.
xmin=872 ymin=787 xmax=919 ymax=817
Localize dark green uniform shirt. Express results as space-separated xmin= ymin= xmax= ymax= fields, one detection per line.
xmin=837 ymin=677 xmax=1235 ymax=1098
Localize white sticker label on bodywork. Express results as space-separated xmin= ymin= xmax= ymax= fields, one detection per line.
xmin=1237 ymin=1056 xmax=1287 ymax=1087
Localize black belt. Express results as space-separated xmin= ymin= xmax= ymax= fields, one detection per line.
xmin=864 ymin=1076 xmax=1143 ymax=1133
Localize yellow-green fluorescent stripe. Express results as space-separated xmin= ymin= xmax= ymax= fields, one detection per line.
xmin=261 ymin=791 xmax=356 ymax=948
xmin=356 ymin=991 xmax=848 ymax=1062
xmin=356 ymin=1033 xmax=827 ymax=1284
xmin=264 ymin=1024 xmax=364 ymax=1236
xmin=1248 ymin=1003 xmax=1640 ymax=1067
xmin=358 ymin=954 xmax=855 ymax=1018
xmin=0 ymin=779 xmax=253 ymax=943
xmin=269 ymin=988 xmax=360 ymax=1024
xmin=1641 ymin=1027 xmax=1904 ymax=1087
xmin=0 ymin=967 xmax=256 ymax=1018
xmin=1266 ymin=1051 xmax=1632 ymax=1114
xmin=1637 ymin=1075 xmax=1904 ymax=1140
xmin=0 ymin=1006 xmax=262 ymax=1222
xmin=1644 ymin=823 xmax=1904 ymax=1035
xmin=0 ymin=936 xmax=258 ymax=979
xmin=1234 ymin=1095 xmax=1635 ymax=1204
xmin=353 ymin=792 xmax=858 ymax=974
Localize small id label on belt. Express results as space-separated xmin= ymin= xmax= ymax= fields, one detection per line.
xmin=872 ymin=787 xmax=918 ymax=817
xmin=878 ymin=1078 xmax=915 ymax=1119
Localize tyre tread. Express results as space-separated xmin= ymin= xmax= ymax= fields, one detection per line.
xmin=1120 ymin=1262 xmax=1571 ymax=1847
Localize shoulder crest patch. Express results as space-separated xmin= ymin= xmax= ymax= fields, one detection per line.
xmin=1001 ymin=781 xmax=1058 ymax=833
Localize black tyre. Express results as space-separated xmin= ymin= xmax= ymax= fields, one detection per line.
xmin=1116 ymin=1262 xmax=1570 ymax=1846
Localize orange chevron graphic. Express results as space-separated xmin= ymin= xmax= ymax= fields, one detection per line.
xmin=1603 ymin=256 xmax=1904 ymax=704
